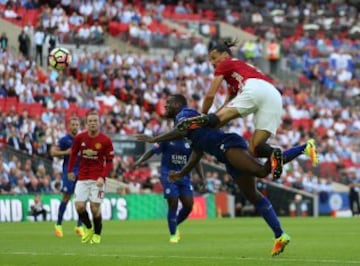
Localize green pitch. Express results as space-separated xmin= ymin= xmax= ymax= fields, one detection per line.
xmin=0 ymin=217 xmax=359 ymax=266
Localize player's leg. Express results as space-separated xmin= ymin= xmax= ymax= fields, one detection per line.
xmin=176 ymin=194 xmax=193 ymax=241
xmin=177 ymin=194 xmax=193 ymax=226
xmin=41 ymin=209 xmax=47 ymax=221
xmin=177 ymin=84 xmax=257 ymax=131
xmin=54 ymin=192 xmax=71 ymax=237
xmin=235 ymin=174 xmax=290 ymax=256
xmin=74 ymin=181 xmax=93 ymax=243
xmin=225 ymin=147 xmax=283 ymax=180
xmin=89 ymin=201 xmax=102 ymax=244
xmin=167 ymin=196 xmax=180 ymax=243
xmin=89 ymin=182 xmax=105 ymax=244
xmin=162 ymin=178 xmax=180 ymax=243
xmin=283 ymin=139 xmax=319 ymax=166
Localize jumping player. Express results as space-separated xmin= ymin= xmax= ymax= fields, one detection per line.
xmin=176 ymin=39 xmax=318 ymax=176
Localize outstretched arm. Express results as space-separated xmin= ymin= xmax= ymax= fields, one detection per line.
xmin=50 ymin=146 xmax=70 ymax=157
xmin=136 ymin=128 xmax=186 ymax=143
xmin=134 ymin=149 xmax=155 ymax=167
xmin=202 ymin=75 xmax=224 ymax=114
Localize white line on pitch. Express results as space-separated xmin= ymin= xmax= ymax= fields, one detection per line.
xmin=1 ymin=251 xmax=359 ymax=265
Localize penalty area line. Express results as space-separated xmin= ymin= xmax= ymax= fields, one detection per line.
xmin=1 ymin=251 xmax=360 ymax=265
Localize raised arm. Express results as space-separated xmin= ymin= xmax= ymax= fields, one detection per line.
xmin=201 ymin=75 xmax=224 ymax=114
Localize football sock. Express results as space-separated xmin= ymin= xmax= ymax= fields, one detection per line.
xmin=254 ymin=142 xmax=274 ymax=158
xmin=283 ymin=144 xmax=306 ymax=164
xmin=255 ymin=197 xmax=283 ymax=238
xmin=207 ymin=113 xmax=220 ymax=128
xmin=78 ymin=211 xmax=92 ymax=229
xmin=167 ymin=208 xmax=177 ymax=235
xmin=56 ymin=201 xmax=67 ymax=225
xmin=93 ymin=216 xmax=102 ymax=235
xmin=177 ymin=207 xmax=192 ymax=225
xmin=76 ymin=218 xmax=82 ymax=227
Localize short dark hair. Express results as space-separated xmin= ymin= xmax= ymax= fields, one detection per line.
xmin=210 ymin=38 xmax=238 ymax=56
xmin=172 ymin=94 xmax=187 ymax=106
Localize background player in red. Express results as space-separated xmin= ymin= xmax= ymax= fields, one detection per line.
xmin=68 ymin=110 xmax=114 ymax=244
xmin=178 ymin=39 xmax=318 ymax=179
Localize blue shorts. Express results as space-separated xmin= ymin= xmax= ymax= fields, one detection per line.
xmin=161 ymin=176 xmax=193 ymax=199
xmin=61 ymin=175 xmax=77 ymax=195
xmin=215 ymin=134 xmax=248 ymax=180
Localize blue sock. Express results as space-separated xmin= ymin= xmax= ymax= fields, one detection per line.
xmin=177 ymin=207 xmax=192 ymax=225
xmin=57 ymin=201 xmax=67 ymax=225
xmin=255 ymin=197 xmax=283 ymax=238
xmin=76 ymin=219 xmax=82 ymax=227
xmin=283 ymin=144 xmax=306 ymax=164
xmin=167 ymin=208 xmax=177 ymax=235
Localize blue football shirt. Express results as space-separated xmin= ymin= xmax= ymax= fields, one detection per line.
xmin=175 ymin=106 xmax=247 ymax=162
xmin=58 ymin=134 xmax=79 ymax=178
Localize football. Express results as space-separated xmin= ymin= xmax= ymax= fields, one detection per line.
xmin=48 ymin=47 xmax=72 ymax=71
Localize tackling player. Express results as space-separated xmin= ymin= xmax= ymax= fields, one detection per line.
xmin=137 ymin=94 xmax=291 ymax=256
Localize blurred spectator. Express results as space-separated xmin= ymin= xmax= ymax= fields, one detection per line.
xmin=347 ymin=169 xmax=360 ymax=216
xmin=13 ymin=178 xmax=28 ymax=194
xmin=266 ymin=38 xmax=281 ymax=75
xmin=90 ymin=20 xmax=105 ymax=44
xmin=7 ymin=125 xmax=21 ymax=151
xmin=34 ymin=27 xmax=45 ymax=66
xmin=18 ymin=30 xmax=30 ymax=58
xmin=0 ymin=32 xmax=8 ymax=52
xmin=4 ymin=5 xmax=21 ymax=20
xmin=30 ymin=194 xmax=47 ymax=221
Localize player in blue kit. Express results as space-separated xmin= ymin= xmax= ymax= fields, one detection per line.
xmin=50 ymin=116 xmax=83 ymax=238
xmin=134 ymin=138 xmax=204 ymax=243
xmin=136 ymin=94 xmax=290 ymax=256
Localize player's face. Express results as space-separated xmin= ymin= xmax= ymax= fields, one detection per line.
xmin=209 ymin=50 xmax=226 ymax=68
xmin=86 ymin=114 xmax=100 ymax=134
xmin=69 ymin=119 xmax=80 ymax=136
xmin=165 ymin=97 xmax=176 ymax=118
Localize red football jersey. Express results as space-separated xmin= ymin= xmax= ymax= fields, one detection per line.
xmin=68 ymin=131 xmax=114 ymax=181
xmin=214 ymin=57 xmax=273 ymax=94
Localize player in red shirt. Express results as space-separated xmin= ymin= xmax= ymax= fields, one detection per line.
xmin=177 ymin=39 xmax=318 ymax=179
xmin=68 ymin=110 xmax=114 ymax=244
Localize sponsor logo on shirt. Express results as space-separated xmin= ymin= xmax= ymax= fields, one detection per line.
xmin=171 ymin=154 xmax=187 ymax=165
xmin=95 ymin=143 xmax=102 ymax=150
xmin=82 ymin=149 xmax=98 ymax=159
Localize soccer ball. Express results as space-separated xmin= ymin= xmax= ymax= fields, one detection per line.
xmin=48 ymin=48 xmax=72 ymax=71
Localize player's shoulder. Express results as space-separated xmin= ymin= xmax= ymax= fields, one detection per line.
xmin=215 ymin=57 xmax=239 ymax=72
xmin=99 ymin=132 xmax=113 ymax=142
xmin=76 ymin=130 xmax=88 ymax=138
xmin=59 ymin=134 xmax=69 ymax=141
xmin=176 ymin=107 xmax=199 ymax=122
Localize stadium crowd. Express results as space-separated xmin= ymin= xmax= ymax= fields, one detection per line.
xmin=0 ymin=0 xmax=359 ymax=198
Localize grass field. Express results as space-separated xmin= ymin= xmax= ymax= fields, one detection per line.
xmin=0 ymin=217 xmax=359 ymax=266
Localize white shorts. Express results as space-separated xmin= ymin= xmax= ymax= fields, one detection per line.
xmin=225 ymin=78 xmax=283 ymax=135
xmin=74 ymin=180 xmax=105 ymax=204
